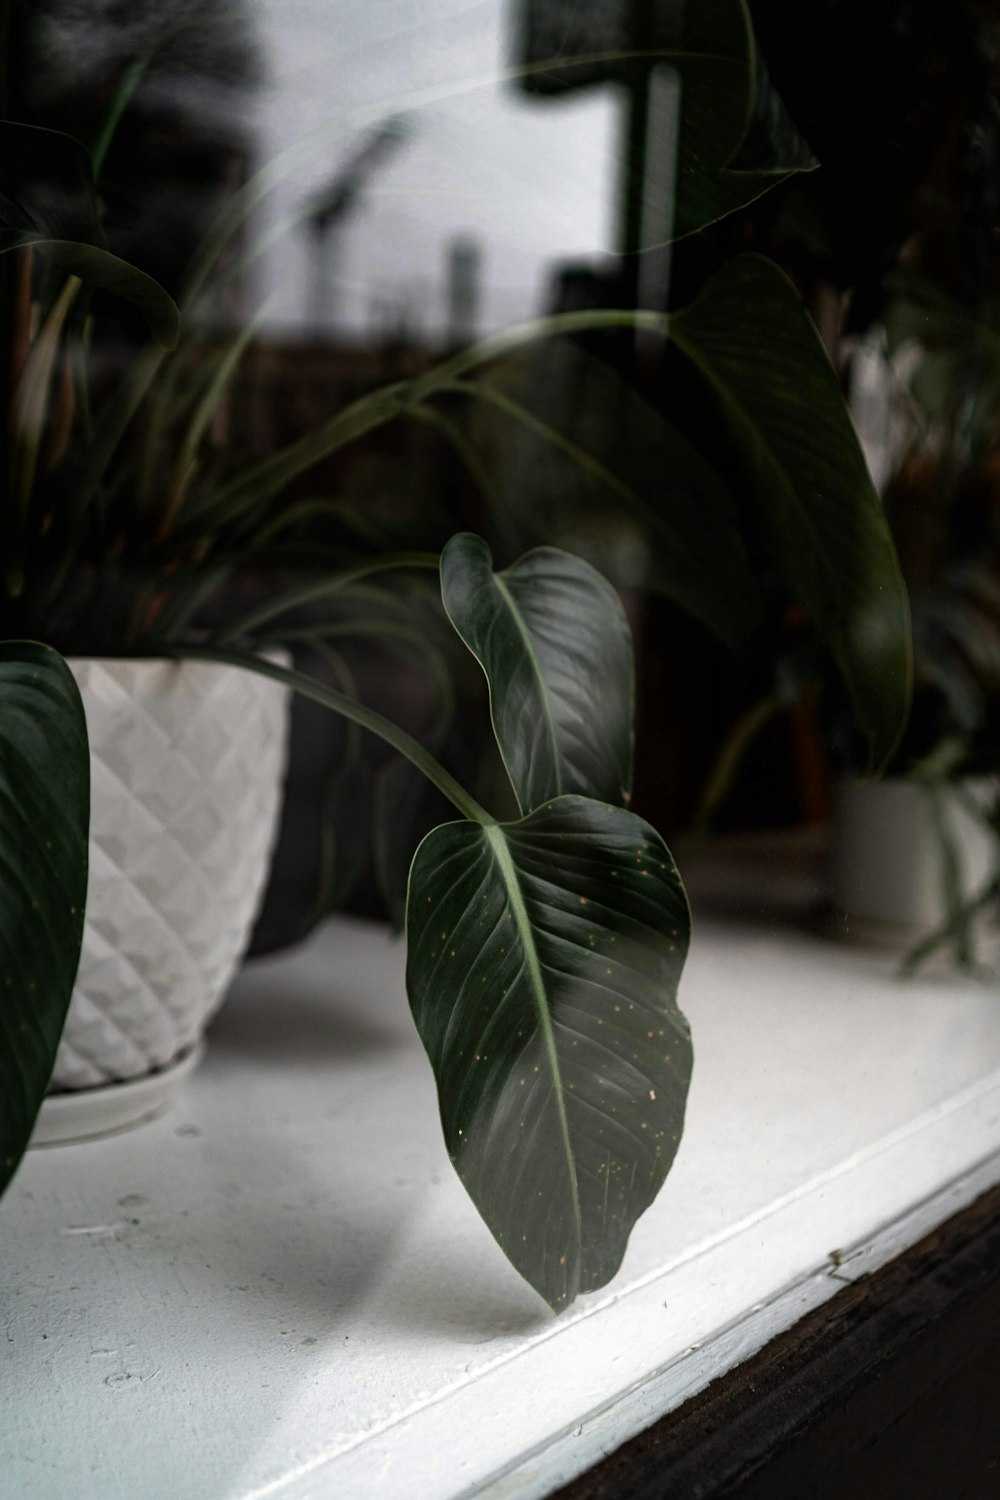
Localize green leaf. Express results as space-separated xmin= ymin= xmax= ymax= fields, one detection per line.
xmin=8 ymin=275 xmax=81 ymax=520
xmin=467 ymin=340 xmax=763 ymax=649
xmin=670 ymin=253 xmax=912 ymax=770
xmin=441 ymin=535 xmax=633 ymax=813
xmin=666 ymin=0 xmax=817 ymax=242
xmin=0 ymin=642 xmax=90 ymax=1198
xmin=0 ymin=235 xmax=180 ymax=347
xmin=406 ymin=794 xmax=692 ymax=1311
xmin=659 ymin=0 xmax=815 ymax=240
xmin=517 ymin=0 xmax=815 ymax=241
xmin=0 ymin=122 xmax=102 ymax=244
xmin=732 ymin=43 xmax=820 ymax=175
xmin=0 ymin=120 xmax=179 ymax=344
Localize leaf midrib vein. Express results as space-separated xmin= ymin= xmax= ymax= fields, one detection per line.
xmin=484 ymin=824 xmax=582 ymax=1250
xmin=495 ymin=572 xmax=562 ymax=802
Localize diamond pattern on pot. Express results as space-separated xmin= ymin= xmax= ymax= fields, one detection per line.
xmin=50 ymin=658 xmax=289 ymax=1091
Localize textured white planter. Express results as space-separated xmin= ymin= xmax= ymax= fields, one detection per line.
xmin=830 ymin=775 xmax=997 ymax=936
xmin=33 ymin=656 xmax=289 ymax=1141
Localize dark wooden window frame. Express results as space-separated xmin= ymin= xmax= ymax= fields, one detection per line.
xmin=557 ymin=1185 xmax=1000 ymax=1500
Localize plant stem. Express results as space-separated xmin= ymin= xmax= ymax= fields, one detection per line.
xmin=245 ymin=496 xmax=377 ymax=552
xmin=440 ymin=376 xmax=661 ymax=534
xmin=152 ymin=566 xmax=232 ymax=641
xmin=92 ymin=50 xmax=154 ymax=180
xmin=690 ymin=691 xmax=785 ymax=837
xmin=304 ymin=638 xmax=363 ymax=762
xmin=899 ymin=876 xmax=1000 ymax=978
xmin=926 ymin=781 xmax=975 ymax=970
xmin=184 ymin=308 xmax=671 ymax=534
xmin=217 ymin=552 xmax=441 ymax=643
xmin=158 ymin=643 xmax=493 ymax=826
xmin=78 ymin=345 xmax=168 ymax=513
xmin=412 ymin=308 xmax=671 ymax=390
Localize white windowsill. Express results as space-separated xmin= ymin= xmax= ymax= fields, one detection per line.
xmin=6 ymin=910 xmax=1000 ymax=1499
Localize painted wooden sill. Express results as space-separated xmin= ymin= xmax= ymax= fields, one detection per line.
xmin=5 ymin=912 xmax=1000 ymax=1500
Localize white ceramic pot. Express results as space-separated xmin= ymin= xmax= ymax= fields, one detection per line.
xmin=33 ymin=656 xmax=289 ymax=1142
xmin=830 ymin=775 xmax=997 ymax=936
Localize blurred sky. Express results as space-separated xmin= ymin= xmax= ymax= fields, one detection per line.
xmin=249 ymin=0 xmax=619 ymax=339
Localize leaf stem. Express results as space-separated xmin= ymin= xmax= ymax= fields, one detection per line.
xmin=157 ymin=644 xmax=493 ymax=826
xmin=183 ymin=309 xmax=671 ymax=533
xmin=217 ymin=552 xmax=441 ymax=643
xmin=690 ymin=691 xmax=785 ymax=836
xmin=92 ymin=48 xmax=156 ymax=180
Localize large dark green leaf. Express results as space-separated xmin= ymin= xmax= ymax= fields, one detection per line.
xmin=406 ymin=794 xmax=692 ymax=1311
xmin=0 ymin=121 xmax=179 ymax=344
xmin=671 ymin=253 xmax=912 ymax=770
xmin=0 ymin=642 xmax=90 ymax=1197
xmin=665 ymin=0 xmax=817 ymax=242
xmin=478 ymin=339 xmax=763 ymax=649
xmin=731 ymin=43 xmax=820 ymax=176
xmin=517 ymin=0 xmax=815 ymax=242
xmin=0 ymin=122 xmax=102 ymax=244
xmin=441 ymin=535 xmax=633 ymax=813
xmin=0 ymin=235 xmax=181 ymax=346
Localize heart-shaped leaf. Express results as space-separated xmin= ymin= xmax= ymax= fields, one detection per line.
xmin=0 ymin=642 xmax=90 ymax=1198
xmin=666 ymin=0 xmax=817 ymax=242
xmin=671 ymin=253 xmax=912 ymax=770
xmin=406 ymin=794 xmax=692 ymax=1311
xmin=441 ymin=535 xmax=633 ymax=813
xmin=517 ymin=0 xmax=816 ymax=242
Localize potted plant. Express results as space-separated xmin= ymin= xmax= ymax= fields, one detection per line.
xmin=0 ymin=103 xmax=699 ymax=1309
xmin=0 ymin=0 xmax=912 ymax=1312
xmin=829 ymin=264 xmax=1000 ymax=966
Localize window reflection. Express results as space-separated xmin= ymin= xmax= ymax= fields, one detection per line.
xmin=252 ymin=1 xmax=618 ymax=344
xmin=5 ymin=2 xmax=1000 ymax=962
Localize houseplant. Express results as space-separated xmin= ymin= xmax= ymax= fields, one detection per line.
xmin=830 ymin=266 xmax=1000 ymax=967
xmin=720 ymin=0 xmax=1000 ymax=966
xmin=1 ymin=0 xmax=912 ymax=1312
xmin=0 ymin=104 xmax=293 ymax=1138
xmin=0 ymin=109 xmax=698 ymax=1307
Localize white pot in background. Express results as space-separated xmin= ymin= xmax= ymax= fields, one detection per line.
xmin=33 ymin=656 xmax=289 ymax=1143
xmin=830 ymin=775 xmax=996 ymax=935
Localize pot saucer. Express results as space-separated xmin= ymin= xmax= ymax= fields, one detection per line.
xmin=31 ymin=1043 xmax=205 ymax=1146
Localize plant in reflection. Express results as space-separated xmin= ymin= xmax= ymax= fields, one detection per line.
xmin=664 ymin=0 xmax=1000 ymax=969
xmin=834 ymin=266 xmax=1000 ymax=973
xmin=0 ymin=0 xmax=913 ymax=1308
